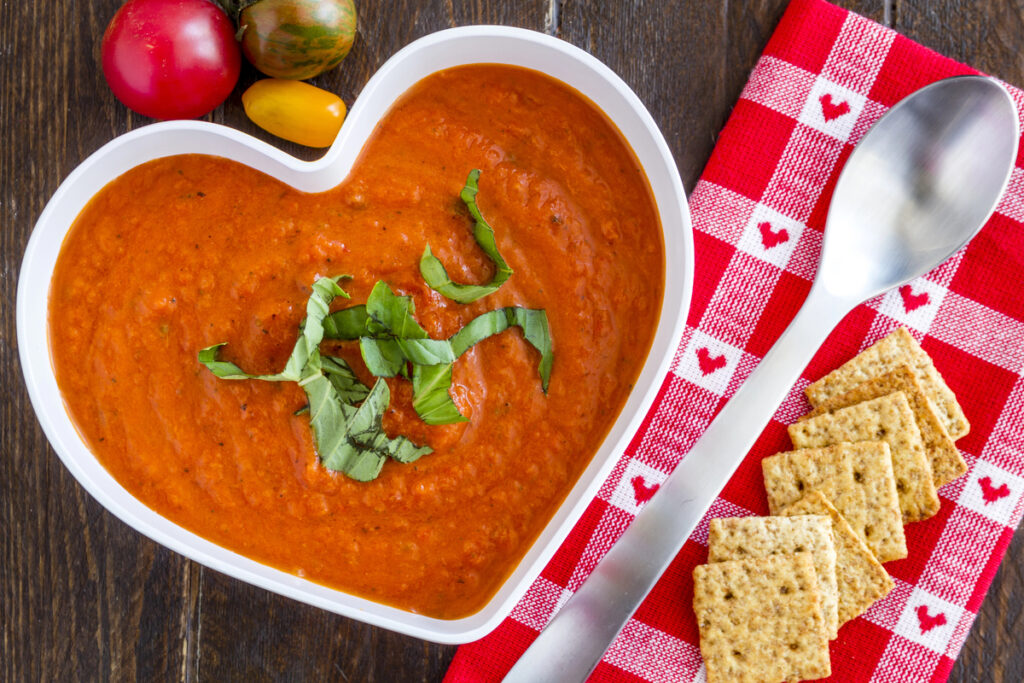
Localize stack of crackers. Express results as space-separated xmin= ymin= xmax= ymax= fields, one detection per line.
xmin=693 ymin=328 xmax=970 ymax=682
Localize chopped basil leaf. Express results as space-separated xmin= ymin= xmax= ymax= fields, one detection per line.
xmin=322 ymin=305 xmax=368 ymax=340
xmin=511 ymin=308 xmax=553 ymax=392
xmin=321 ymin=355 xmax=370 ymax=403
xmin=196 ymin=343 xmax=257 ymax=380
xmin=408 ymin=308 xmax=553 ymax=424
xmin=450 ymin=307 xmax=553 ymax=391
xmin=419 ymin=170 xmax=513 ymax=303
xmin=372 ymin=432 xmax=432 ymax=463
xmin=198 ymin=276 xmax=348 ymax=382
xmin=412 ymin=363 xmax=468 ymax=425
xmin=299 ymin=353 xmax=385 ymax=481
xmin=359 ymin=337 xmax=407 ymax=377
xmin=280 ymin=275 xmax=349 ymax=380
xmin=396 ymin=338 xmax=456 ymax=366
xmin=365 ymin=281 xmax=429 ymax=339
xmin=323 ymin=377 xmax=431 ymax=473
xmin=333 ymin=282 xmax=456 ymax=372
xmin=199 ymin=276 xmax=431 ymax=482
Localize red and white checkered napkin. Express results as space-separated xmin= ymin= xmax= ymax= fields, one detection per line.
xmin=445 ymin=0 xmax=1024 ymax=679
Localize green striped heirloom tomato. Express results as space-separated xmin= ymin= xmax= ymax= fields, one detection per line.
xmin=235 ymin=0 xmax=357 ymax=79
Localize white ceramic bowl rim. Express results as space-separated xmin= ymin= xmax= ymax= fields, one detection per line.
xmin=17 ymin=25 xmax=694 ymax=644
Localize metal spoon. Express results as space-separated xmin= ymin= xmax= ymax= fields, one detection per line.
xmin=505 ymin=75 xmax=1019 ymax=682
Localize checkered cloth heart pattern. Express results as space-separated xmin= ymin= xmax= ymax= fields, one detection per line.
xmin=445 ymin=0 xmax=1024 ymax=680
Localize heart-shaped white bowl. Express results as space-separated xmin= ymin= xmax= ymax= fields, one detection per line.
xmin=18 ymin=25 xmax=693 ymax=643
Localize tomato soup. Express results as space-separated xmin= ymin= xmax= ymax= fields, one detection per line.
xmin=49 ymin=65 xmax=664 ymax=618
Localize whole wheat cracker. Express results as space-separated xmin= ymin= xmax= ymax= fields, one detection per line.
xmin=800 ymin=364 xmax=967 ymax=487
xmin=804 ymin=327 xmax=969 ymax=440
xmin=779 ymin=492 xmax=895 ymax=626
xmin=693 ymin=553 xmax=831 ymax=683
xmin=708 ymin=515 xmax=839 ymax=639
xmin=762 ymin=442 xmax=907 ymax=562
xmin=789 ymin=392 xmax=940 ymax=522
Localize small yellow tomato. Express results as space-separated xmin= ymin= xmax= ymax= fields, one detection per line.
xmin=242 ymin=78 xmax=346 ymax=148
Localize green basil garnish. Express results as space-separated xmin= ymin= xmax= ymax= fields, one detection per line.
xmin=412 ymin=363 xmax=467 ymax=426
xmin=419 ymin=170 xmax=513 ymax=303
xmin=198 ymin=173 xmax=555 ymax=480
xmin=365 ymin=281 xmax=430 ymax=338
xmin=199 ymin=276 xmax=431 ymax=481
xmin=358 ymin=337 xmax=406 ymax=377
xmin=297 ymin=353 xmax=386 ymax=481
xmin=321 ymin=355 xmax=370 ymax=403
xmin=310 ymin=371 xmax=431 ymax=478
xmin=322 ymin=305 xmax=367 ymax=340
xmin=451 ymin=308 xmax=552 ymax=392
xmin=199 ymin=276 xmax=348 ymax=382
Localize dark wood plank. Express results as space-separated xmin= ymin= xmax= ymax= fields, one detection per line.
xmin=558 ymin=0 xmax=730 ymax=190
xmin=894 ymin=0 xmax=1024 ymax=84
xmin=197 ymin=570 xmax=453 ymax=682
xmin=0 ymin=1 xmax=196 ymax=681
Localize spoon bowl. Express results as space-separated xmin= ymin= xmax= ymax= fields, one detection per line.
xmin=822 ymin=76 xmax=1018 ymax=300
xmin=507 ymin=75 xmax=1019 ymax=682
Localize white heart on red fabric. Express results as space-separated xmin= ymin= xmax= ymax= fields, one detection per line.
xmin=736 ymin=203 xmax=805 ymax=268
xmin=875 ymin=276 xmax=946 ymax=331
xmin=673 ymin=330 xmax=743 ymax=396
xmin=609 ymin=458 xmax=668 ymax=515
xmin=957 ymin=459 xmax=1023 ymax=525
xmin=798 ymin=76 xmax=867 ymax=142
xmin=893 ymin=587 xmax=964 ymax=655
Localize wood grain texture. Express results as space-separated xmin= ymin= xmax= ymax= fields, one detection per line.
xmin=1 ymin=1 xmax=195 ymax=681
xmin=1 ymin=0 xmax=1021 ymax=681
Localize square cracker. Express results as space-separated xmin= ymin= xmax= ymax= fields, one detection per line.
xmin=789 ymin=392 xmax=940 ymax=522
xmin=804 ymin=327 xmax=969 ymax=440
xmin=800 ymin=365 xmax=967 ymax=487
xmin=762 ymin=442 xmax=907 ymax=562
xmin=693 ymin=553 xmax=831 ymax=683
xmin=779 ymin=492 xmax=894 ymax=626
xmin=709 ymin=516 xmax=839 ymax=639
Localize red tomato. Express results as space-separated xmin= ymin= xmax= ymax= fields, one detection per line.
xmin=101 ymin=0 xmax=241 ymax=120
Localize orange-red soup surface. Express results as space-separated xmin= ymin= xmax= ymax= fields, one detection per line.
xmin=50 ymin=65 xmax=665 ymax=618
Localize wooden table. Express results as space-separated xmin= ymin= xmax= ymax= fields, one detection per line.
xmin=2 ymin=1 xmax=1022 ymax=680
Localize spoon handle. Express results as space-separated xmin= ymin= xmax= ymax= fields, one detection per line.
xmin=504 ymin=287 xmax=853 ymax=682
